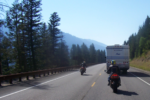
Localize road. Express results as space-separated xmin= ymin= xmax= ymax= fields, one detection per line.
xmin=0 ymin=63 xmax=150 ymax=100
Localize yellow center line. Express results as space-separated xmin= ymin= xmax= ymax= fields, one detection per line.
xmin=91 ymin=82 xmax=96 ymax=87
xmin=99 ymin=73 xmax=101 ymax=76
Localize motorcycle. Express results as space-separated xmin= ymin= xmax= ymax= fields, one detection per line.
xmin=80 ymin=67 xmax=86 ymax=75
xmin=109 ymin=73 xmax=120 ymax=93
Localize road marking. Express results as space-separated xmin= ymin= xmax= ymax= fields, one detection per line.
xmin=0 ymin=72 xmax=77 ymax=99
xmin=130 ymin=72 xmax=150 ymax=86
xmin=91 ymin=82 xmax=96 ymax=87
xmin=99 ymin=73 xmax=101 ymax=76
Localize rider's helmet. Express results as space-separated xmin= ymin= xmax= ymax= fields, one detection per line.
xmin=111 ymin=60 xmax=116 ymax=65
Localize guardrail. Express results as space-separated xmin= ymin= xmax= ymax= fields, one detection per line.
xmin=0 ymin=63 xmax=98 ymax=86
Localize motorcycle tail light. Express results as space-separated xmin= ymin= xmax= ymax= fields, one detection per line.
xmin=111 ymin=73 xmax=119 ymax=79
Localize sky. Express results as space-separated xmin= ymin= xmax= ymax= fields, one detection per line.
xmin=2 ymin=0 xmax=150 ymax=45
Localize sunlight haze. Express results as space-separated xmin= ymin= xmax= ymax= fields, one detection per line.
xmin=4 ymin=0 xmax=150 ymax=45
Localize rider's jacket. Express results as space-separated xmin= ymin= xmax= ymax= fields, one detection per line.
xmin=108 ymin=65 xmax=120 ymax=74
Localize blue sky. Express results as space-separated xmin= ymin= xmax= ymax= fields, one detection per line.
xmin=3 ymin=0 xmax=150 ymax=45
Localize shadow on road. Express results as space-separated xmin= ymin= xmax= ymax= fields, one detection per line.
xmin=117 ymin=90 xmax=138 ymax=96
xmin=120 ymin=72 xmax=150 ymax=77
xmin=0 ymin=80 xmax=53 ymax=90
xmin=82 ymin=74 xmax=92 ymax=76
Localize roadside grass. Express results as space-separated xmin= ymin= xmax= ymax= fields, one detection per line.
xmin=130 ymin=51 xmax=150 ymax=72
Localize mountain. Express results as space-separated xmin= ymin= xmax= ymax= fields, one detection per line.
xmin=0 ymin=20 xmax=106 ymax=51
xmin=62 ymin=33 xmax=106 ymax=51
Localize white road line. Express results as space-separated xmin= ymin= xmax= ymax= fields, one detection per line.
xmin=130 ymin=72 xmax=150 ymax=86
xmin=0 ymin=72 xmax=77 ymax=99
xmin=0 ymin=64 xmax=103 ymax=99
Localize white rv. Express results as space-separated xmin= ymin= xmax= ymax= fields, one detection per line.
xmin=106 ymin=44 xmax=130 ymax=73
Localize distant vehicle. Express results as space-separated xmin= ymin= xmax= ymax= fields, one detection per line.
xmin=106 ymin=44 xmax=130 ymax=74
xmin=80 ymin=67 xmax=86 ymax=75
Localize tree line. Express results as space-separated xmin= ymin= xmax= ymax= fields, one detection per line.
xmin=70 ymin=43 xmax=106 ymax=65
xmin=0 ymin=0 xmax=106 ymax=75
xmin=124 ymin=16 xmax=150 ymax=59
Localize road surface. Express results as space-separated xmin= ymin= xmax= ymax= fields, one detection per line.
xmin=0 ymin=63 xmax=150 ymax=100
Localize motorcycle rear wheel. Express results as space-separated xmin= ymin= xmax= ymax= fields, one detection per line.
xmin=81 ymin=71 xmax=83 ymax=75
xmin=113 ymin=81 xmax=118 ymax=93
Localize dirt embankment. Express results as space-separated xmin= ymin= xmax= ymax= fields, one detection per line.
xmin=130 ymin=51 xmax=150 ymax=72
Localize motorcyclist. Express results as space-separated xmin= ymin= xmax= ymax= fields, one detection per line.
xmin=80 ymin=61 xmax=87 ymax=73
xmin=107 ymin=60 xmax=121 ymax=86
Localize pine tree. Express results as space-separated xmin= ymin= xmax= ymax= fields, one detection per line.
xmin=96 ymin=50 xmax=101 ymax=63
xmin=27 ymin=0 xmax=42 ymax=70
xmin=89 ymin=43 xmax=96 ymax=63
xmin=6 ymin=0 xmax=42 ymax=72
xmin=70 ymin=44 xmax=77 ymax=65
xmin=37 ymin=22 xmax=52 ymax=69
xmin=76 ymin=44 xmax=82 ymax=64
xmin=1 ymin=36 xmax=13 ymax=74
xmin=6 ymin=0 xmax=23 ymax=72
xmin=58 ymin=40 xmax=69 ymax=67
xmin=126 ymin=16 xmax=150 ymax=59
xmin=81 ymin=43 xmax=89 ymax=63
xmin=48 ymin=12 xmax=62 ymax=66
xmin=0 ymin=20 xmax=4 ymax=74
xmin=123 ymin=41 xmax=127 ymax=45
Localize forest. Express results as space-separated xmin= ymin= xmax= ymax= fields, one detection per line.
xmin=124 ymin=16 xmax=150 ymax=60
xmin=0 ymin=0 xmax=106 ymax=75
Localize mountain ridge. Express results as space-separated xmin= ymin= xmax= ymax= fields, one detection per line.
xmin=62 ymin=33 xmax=106 ymax=51
xmin=0 ymin=21 xmax=106 ymax=51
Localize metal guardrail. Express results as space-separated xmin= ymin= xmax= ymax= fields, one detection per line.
xmin=0 ymin=63 xmax=98 ymax=86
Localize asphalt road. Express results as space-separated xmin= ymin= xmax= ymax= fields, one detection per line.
xmin=0 ymin=63 xmax=150 ymax=100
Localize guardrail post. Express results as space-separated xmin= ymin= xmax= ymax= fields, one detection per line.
xmin=19 ymin=77 xmax=22 ymax=82
xmin=43 ymin=73 xmax=45 ymax=76
xmin=51 ymin=71 xmax=53 ymax=74
xmin=26 ymin=76 xmax=29 ymax=80
xmin=39 ymin=74 xmax=41 ymax=77
xmin=9 ymin=79 xmax=12 ymax=84
xmin=33 ymin=75 xmax=35 ymax=79
xmin=47 ymin=72 xmax=49 ymax=75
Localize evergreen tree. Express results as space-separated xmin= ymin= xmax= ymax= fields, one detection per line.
xmin=81 ymin=43 xmax=89 ymax=63
xmin=123 ymin=41 xmax=127 ymax=45
xmin=27 ymin=0 xmax=42 ymax=70
xmin=70 ymin=44 xmax=77 ymax=65
xmin=1 ymin=36 xmax=13 ymax=74
xmin=58 ymin=40 xmax=69 ymax=67
xmin=76 ymin=44 xmax=82 ymax=64
xmin=48 ymin=12 xmax=62 ymax=66
xmin=89 ymin=43 xmax=96 ymax=63
xmin=6 ymin=0 xmax=23 ymax=72
xmin=0 ymin=20 xmax=4 ymax=74
xmin=36 ymin=22 xmax=52 ymax=69
xmin=126 ymin=16 xmax=150 ymax=59
xmin=6 ymin=0 xmax=42 ymax=72
xmin=96 ymin=50 xmax=101 ymax=63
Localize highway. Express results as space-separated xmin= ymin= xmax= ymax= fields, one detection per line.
xmin=0 ymin=63 xmax=150 ymax=100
